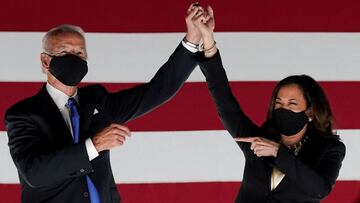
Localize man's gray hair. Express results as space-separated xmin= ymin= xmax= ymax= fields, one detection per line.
xmin=42 ymin=24 xmax=85 ymax=53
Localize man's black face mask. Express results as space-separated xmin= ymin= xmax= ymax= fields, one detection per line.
xmin=49 ymin=54 xmax=88 ymax=86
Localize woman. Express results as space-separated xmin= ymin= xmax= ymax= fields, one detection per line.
xmin=192 ymin=6 xmax=346 ymax=203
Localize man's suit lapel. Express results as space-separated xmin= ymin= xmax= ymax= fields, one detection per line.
xmin=35 ymin=84 xmax=74 ymax=146
xmin=77 ymin=88 xmax=96 ymax=142
xmin=35 ymin=84 xmax=97 ymax=145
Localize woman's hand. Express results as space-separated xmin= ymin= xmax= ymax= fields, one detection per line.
xmin=235 ymin=137 xmax=280 ymax=157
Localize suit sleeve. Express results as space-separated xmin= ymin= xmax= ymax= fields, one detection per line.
xmin=274 ymin=140 xmax=346 ymax=199
xmin=5 ymin=108 xmax=94 ymax=188
xmin=198 ymin=51 xmax=263 ymax=138
xmin=100 ymin=43 xmax=198 ymax=123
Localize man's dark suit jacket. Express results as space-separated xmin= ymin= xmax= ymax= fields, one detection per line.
xmin=5 ymin=44 xmax=197 ymax=203
xmin=198 ymin=51 xmax=346 ymax=203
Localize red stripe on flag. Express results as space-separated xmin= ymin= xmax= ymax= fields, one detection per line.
xmin=0 ymin=181 xmax=359 ymax=203
xmin=1 ymin=82 xmax=359 ymax=131
xmin=1 ymin=1 xmax=360 ymax=32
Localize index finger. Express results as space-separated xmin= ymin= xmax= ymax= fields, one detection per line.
xmin=206 ymin=6 xmax=214 ymax=19
xmin=234 ymin=137 xmax=260 ymax=143
xmin=187 ymin=2 xmax=198 ymax=13
xmin=186 ymin=6 xmax=200 ymax=20
xmin=207 ymin=6 xmax=214 ymax=18
xmin=187 ymin=2 xmax=203 ymax=14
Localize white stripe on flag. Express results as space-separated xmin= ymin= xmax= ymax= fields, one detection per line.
xmin=0 ymin=130 xmax=358 ymax=183
xmin=1 ymin=32 xmax=360 ymax=82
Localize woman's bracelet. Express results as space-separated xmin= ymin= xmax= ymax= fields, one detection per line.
xmin=202 ymin=41 xmax=217 ymax=52
xmin=203 ymin=41 xmax=218 ymax=58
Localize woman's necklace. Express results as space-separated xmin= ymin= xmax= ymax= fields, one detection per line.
xmin=283 ymin=135 xmax=309 ymax=156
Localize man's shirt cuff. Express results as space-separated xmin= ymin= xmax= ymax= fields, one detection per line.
xmin=182 ymin=41 xmax=198 ymax=53
xmin=85 ymin=138 xmax=99 ymax=161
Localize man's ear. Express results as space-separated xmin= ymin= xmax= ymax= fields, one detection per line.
xmin=40 ymin=53 xmax=51 ymax=73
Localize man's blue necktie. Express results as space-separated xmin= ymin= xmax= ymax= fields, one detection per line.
xmin=68 ymin=98 xmax=101 ymax=203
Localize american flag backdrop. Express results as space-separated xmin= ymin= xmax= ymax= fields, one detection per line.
xmin=0 ymin=0 xmax=360 ymax=202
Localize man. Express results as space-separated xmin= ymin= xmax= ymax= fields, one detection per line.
xmin=5 ymin=4 xmax=205 ymax=203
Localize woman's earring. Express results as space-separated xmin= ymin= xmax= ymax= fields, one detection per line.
xmin=308 ymin=117 xmax=313 ymax=122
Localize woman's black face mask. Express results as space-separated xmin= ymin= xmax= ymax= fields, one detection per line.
xmin=273 ymin=108 xmax=310 ymax=136
xmin=49 ymin=54 xmax=88 ymax=86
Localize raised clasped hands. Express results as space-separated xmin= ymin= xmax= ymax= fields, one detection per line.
xmin=185 ymin=2 xmax=217 ymax=57
xmin=235 ymin=137 xmax=280 ymax=157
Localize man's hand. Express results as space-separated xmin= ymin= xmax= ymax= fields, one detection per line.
xmin=235 ymin=137 xmax=280 ymax=157
xmin=92 ymin=123 xmax=131 ymax=152
xmin=185 ymin=3 xmax=204 ymax=45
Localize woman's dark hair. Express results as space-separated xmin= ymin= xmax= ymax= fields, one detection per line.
xmin=264 ymin=75 xmax=335 ymax=135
